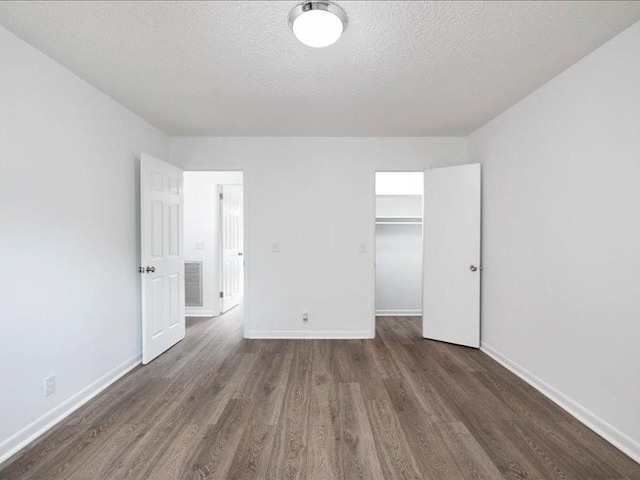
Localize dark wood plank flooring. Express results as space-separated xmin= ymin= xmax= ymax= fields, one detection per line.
xmin=1 ymin=310 xmax=638 ymax=479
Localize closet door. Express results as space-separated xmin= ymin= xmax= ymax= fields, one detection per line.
xmin=423 ymin=164 xmax=481 ymax=348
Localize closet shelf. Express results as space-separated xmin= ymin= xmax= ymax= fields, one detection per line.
xmin=375 ymin=216 xmax=422 ymax=225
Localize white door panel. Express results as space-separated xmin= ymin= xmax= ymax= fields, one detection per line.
xmin=141 ymin=153 xmax=185 ymax=364
xmin=423 ymin=164 xmax=481 ymax=348
xmin=220 ymin=185 xmax=243 ymax=313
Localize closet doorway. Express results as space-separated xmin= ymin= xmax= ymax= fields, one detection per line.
xmin=375 ymin=172 xmax=424 ymax=319
xmin=374 ymin=165 xmax=482 ymax=348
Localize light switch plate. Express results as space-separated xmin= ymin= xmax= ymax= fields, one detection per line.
xmin=195 ymin=240 xmax=205 ymax=250
xmin=272 ymin=242 xmax=280 ymax=253
xmin=359 ymin=242 xmax=367 ymax=253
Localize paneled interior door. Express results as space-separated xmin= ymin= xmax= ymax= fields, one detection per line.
xmin=220 ymin=184 xmax=243 ymax=313
xmin=423 ymin=163 xmax=481 ymax=348
xmin=140 ymin=153 xmax=185 ymax=364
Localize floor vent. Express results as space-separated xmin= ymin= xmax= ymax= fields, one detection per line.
xmin=185 ymin=261 xmax=203 ymax=307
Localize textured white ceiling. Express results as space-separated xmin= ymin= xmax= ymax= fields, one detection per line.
xmin=1 ymin=1 xmax=639 ymax=136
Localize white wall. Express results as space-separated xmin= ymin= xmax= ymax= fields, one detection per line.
xmin=183 ymin=171 xmax=243 ymax=317
xmin=375 ymin=222 xmax=423 ymax=315
xmin=170 ymin=137 xmax=467 ymax=338
xmin=375 ymin=195 xmax=423 ymax=218
xmin=469 ymin=21 xmax=640 ymax=460
xmin=375 ymin=172 xmax=424 ymax=196
xmin=0 ymin=26 xmax=168 ymax=461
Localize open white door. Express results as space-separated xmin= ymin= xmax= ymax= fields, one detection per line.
xmin=220 ymin=184 xmax=243 ymax=313
xmin=140 ymin=153 xmax=185 ymax=364
xmin=423 ymin=164 xmax=481 ymax=348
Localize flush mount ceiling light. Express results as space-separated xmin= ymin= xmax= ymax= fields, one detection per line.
xmin=289 ymin=1 xmax=348 ymax=48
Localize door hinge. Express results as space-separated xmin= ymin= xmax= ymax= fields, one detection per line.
xmin=219 ymin=291 xmax=224 ymax=298
xmin=219 ymin=193 xmax=223 ymax=200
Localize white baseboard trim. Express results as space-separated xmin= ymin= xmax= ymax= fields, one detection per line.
xmin=480 ymin=343 xmax=640 ymax=464
xmin=246 ymin=330 xmax=373 ymax=339
xmin=0 ymin=353 xmax=142 ymax=466
xmin=375 ymin=309 xmax=422 ymax=317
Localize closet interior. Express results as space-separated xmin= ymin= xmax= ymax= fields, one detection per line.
xmin=375 ymin=172 xmax=424 ymax=317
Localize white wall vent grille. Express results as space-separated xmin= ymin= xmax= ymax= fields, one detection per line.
xmin=185 ymin=261 xmax=203 ymax=307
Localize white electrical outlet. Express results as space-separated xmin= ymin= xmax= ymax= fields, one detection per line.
xmin=44 ymin=375 xmax=56 ymax=397
xmin=272 ymin=242 xmax=280 ymax=253
xmin=302 ymin=312 xmax=309 ymax=322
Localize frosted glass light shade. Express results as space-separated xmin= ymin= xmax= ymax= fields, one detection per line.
xmin=289 ymin=2 xmax=348 ymax=48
